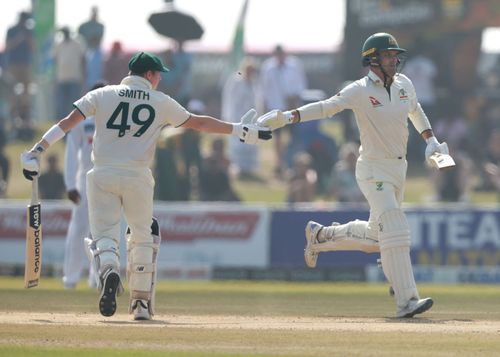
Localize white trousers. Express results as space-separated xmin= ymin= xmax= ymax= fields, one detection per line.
xmin=356 ymin=157 xmax=407 ymax=240
xmin=317 ymin=157 xmax=407 ymax=251
xmin=63 ymin=178 xmax=93 ymax=286
xmin=86 ymin=166 xmax=155 ymax=273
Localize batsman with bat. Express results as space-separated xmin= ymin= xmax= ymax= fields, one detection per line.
xmin=21 ymin=52 xmax=271 ymax=320
xmin=257 ymin=33 xmax=452 ymax=318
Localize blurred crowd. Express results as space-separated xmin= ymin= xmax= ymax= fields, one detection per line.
xmin=0 ymin=7 xmax=499 ymax=203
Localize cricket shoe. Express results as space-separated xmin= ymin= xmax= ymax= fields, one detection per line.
xmin=304 ymin=221 xmax=324 ymax=268
xmin=396 ymin=297 xmax=434 ymax=318
xmin=99 ymin=268 xmax=121 ymax=317
xmin=132 ymin=299 xmax=151 ymax=321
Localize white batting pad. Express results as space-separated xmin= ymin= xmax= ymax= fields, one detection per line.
xmin=312 ymin=220 xmax=379 ymax=253
xmin=126 ymin=218 xmax=161 ymax=315
xmin=128 ymin=245 xmax=155 ymax=293
xmin=378 ymin=209 xmax=419 ymax=309
xmin=84 ymin=237 xmax=122 ymax=293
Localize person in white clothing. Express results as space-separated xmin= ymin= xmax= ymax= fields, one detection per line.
xmin=62 ymin=81 xmax=105 ymax=289
xmin=260 ymin=45 xmax=307 ymax=177
xmin=257 ymin=33 xmax=449 ymax=318
xmin=222 ymin=57 xmax=261 ymax=180
xmin=21 ymin=52 xmax=271 ymax=321
xmin=53 ymin=27 xmax=85 ymax=119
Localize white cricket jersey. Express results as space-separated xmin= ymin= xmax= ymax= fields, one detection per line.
xmin=298 ymin=70 xmax=431 ymax=160
xmin=64 ymin=117 xmax=95 ymax=190
xmin=73 ymin=76 xmax=190 ymax=168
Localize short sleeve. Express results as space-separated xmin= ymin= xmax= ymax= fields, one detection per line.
xmin=73 ymin=89 xmax=99 ymax=118
xmin=160 ymin=95 xmax=191 ymax=127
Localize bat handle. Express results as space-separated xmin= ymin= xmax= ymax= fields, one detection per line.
xmin=31 ymin=176 xmax=39 ymax=205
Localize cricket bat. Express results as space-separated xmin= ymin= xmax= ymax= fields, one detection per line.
xmin=428 ymin=152 xmax=456 ymax=170
xmin=24 ymin=176 xmax=42 ymax=288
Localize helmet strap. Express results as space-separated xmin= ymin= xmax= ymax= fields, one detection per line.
xmin=375 ymin=54 xmax=393 ymax=89
xmin=368 ymin=55 xmax=393 ymax=93
xmin=381 ymin=67 xmax=391 ymax=89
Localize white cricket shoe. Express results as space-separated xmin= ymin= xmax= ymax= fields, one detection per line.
xmin=304 ymin=221 xmax=324 ymax=268
xmin=396 ymin=297 xmax=434 ymax=318
xmin=132 ymin=299 xmax=151 ymax=321
xmin=98 ymin=268 xmax=121 ymax=317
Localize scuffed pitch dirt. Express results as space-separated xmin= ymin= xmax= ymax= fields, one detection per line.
xmin=2 ymin=312 xmax=500 ymax=334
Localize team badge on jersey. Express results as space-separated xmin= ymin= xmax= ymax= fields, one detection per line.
xmin=369 ymin=96 xmax=382 ymax=107
xmin=399 ymin=88 xmax=408 ymax=100
xmin=375 ymin=182 xmax=384 ymax=191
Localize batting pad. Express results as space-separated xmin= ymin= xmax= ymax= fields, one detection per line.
xmin=378 ymin=209 xmax=419 ymax=309
xmin=128 ymin=245 xmax=155 ymax=293
xmin=312 ymin=220 xmax=379 ymax=253
xmin=126 ymin=218 xmax=161 ymax=315
xmin=85 ymin=237 xmax=120 ymax=289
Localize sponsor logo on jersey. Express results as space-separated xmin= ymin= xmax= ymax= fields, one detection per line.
xmin=369 ymin=96 xmax=382 ymax=107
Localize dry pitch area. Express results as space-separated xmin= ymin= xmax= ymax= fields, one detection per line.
xmin=4 ymin=312 xmax=500 ymax=334
xmin=1 ymin=278 xmax=500 ymax=356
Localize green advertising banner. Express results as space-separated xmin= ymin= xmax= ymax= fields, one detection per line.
xmin=33 ymin=0 xmax=55 ymax=74
xmin=32 ymin=0 xmax=55 ymax=120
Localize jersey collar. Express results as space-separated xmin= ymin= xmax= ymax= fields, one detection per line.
xmin=367 ymin=70 xmax=384 ymax=86
xmin=120 ymin=75 xmax=153 ymax=90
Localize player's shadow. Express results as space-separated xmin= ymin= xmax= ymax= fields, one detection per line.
xmin=102 ymin=319 xmax=168 ymax=325
xmin=384 ymin=317 xmax=473 ymax=324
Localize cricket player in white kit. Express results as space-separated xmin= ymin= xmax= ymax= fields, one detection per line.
xmin=62 ymin=113 xmax=95 ymax=288
xmin=21 ymin=52 xmax=271 ymax=320
xmin=62 ymin=82 xmax=106 ymax=289
xmin=257 ymin=33 xmax=448 ymax=318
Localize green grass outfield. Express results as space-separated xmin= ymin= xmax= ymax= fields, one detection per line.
xmin=1 ymin=277 xmax=500 ymax=356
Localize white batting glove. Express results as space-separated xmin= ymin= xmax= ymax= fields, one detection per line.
xmin=425 ymin=137 xmax=449 ymax=162
xmin=20 ymin=144 xmax=44 ymax=181
xmin=232 ymin=109 xmax=273 ymax=145
xmin=256 ymin=109 xmax=294 ymax=130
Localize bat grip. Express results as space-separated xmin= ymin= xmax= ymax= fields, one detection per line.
xmin=31 ymin=176 xmax=39 ymax=205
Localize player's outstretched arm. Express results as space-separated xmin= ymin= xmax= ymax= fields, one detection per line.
xmin=181 ymin=109 xmax=272 ymax=144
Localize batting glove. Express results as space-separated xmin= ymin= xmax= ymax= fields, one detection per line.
xmin=425 ymin=136 xmax=449 ymax=162
xmin=256 ymin=109 xmax=294 ymax=130
xmin=232 ymin=109 xmax=273 ymax=144
xmin=20 ymin=144 xmax=44 ymax=181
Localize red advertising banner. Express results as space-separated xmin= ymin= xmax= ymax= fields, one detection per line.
xmin=154 ymin=212 xmax=259 ymax=242
xmin=0 ymin=202 xmax=271 ymax=268
xmin=0 ymin=205 xmax=71 ymax=239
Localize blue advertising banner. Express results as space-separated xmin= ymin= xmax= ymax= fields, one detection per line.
xmin=270 ymin=207 xmax=500 ymax=268
xmin=407 ymin=208 xmax=500 ymax=266
xmin=270 ymin=206 xmax=373 ymax=267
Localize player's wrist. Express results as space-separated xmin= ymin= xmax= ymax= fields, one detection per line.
xmin=282 ymin=111 xmax=295 ymax=125
xmin=425 ymin=136 xmax=439 ymax=145
xmin=29 ymin=143 xmax=45 ymax=155
xmin=41 ymin=124 xmax=66 ymax=146
xmin=231 ymin=123 xmax=242 ymax=136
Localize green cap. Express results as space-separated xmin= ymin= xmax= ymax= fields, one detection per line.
xmin=128 ymin=52 xmax=169 ymax=73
